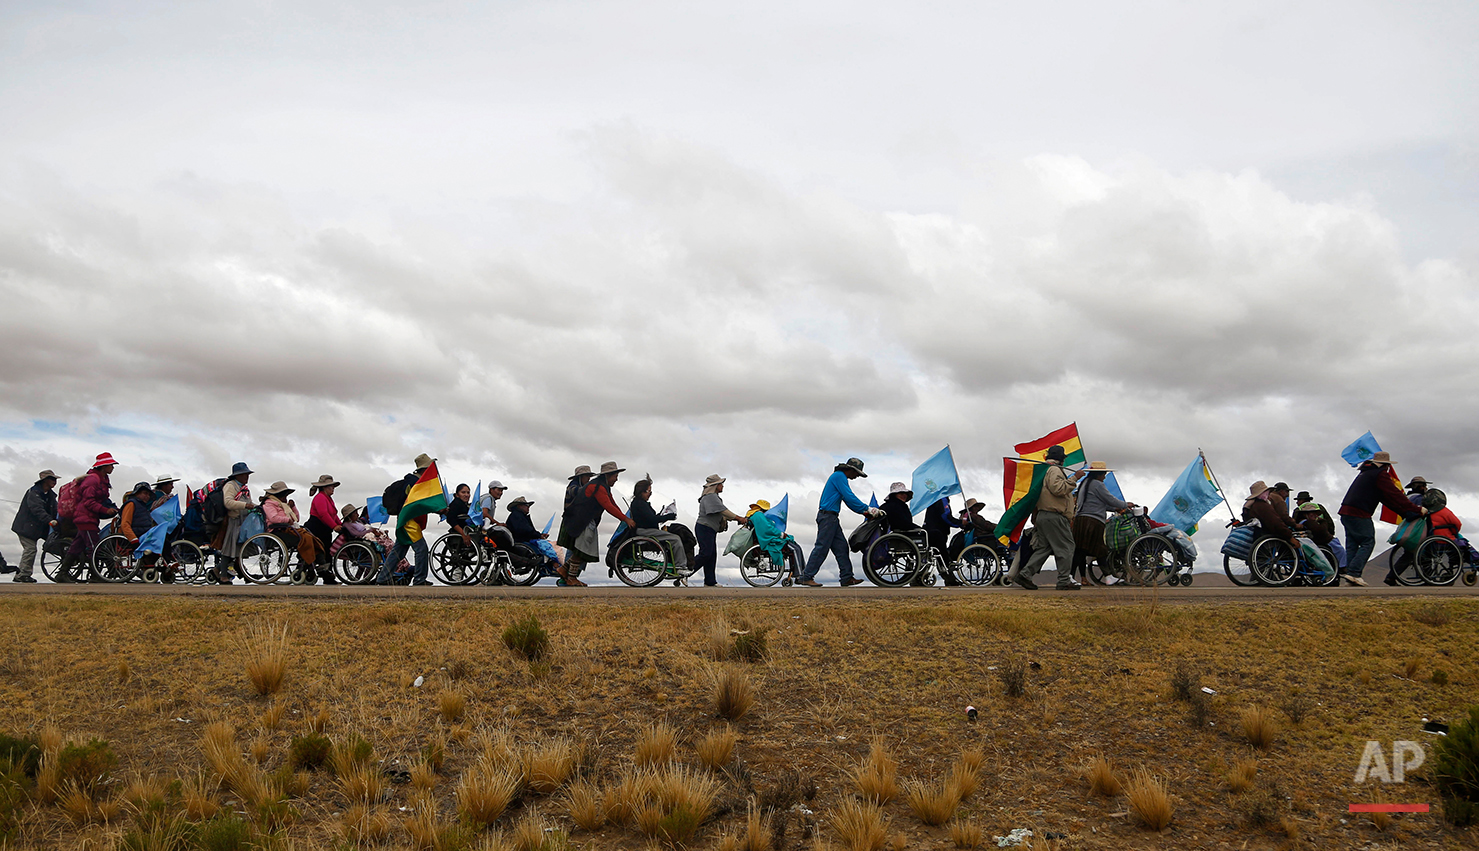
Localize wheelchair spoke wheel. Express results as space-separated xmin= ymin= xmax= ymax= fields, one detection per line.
xmin=238 ymin=534 xmax=289 ymax=584
xmin=334 ymin=541 xmax=380 ymax=585
xmin=164 ymin=540 xmax=206 ymax=584
xmin=430 ymin=535 xmax=484 ymax=586
xmin=864 ymin=533 xmax=920 ymax=588
xmin=1124 ymin=535 xmax=1176 ymax=586
xmin=1416 ymin=537 xmax=1463 ymax=586
xmin=498 ymin=547 xmax=543 ymax=587
xmin=1223 ymin=553 xmax=1257 ymax=586
xmin=740 ymin=545 xmax=785 ymax=587
xmin=92 ymin=535 xmax=140 ymax=583
xmin=952 ymin=544 xmax=1000 ymax=586
xmin=1387 ymin=547 xmax=1425 ymax=586
xmin=1250 ymin=538 xmax=1297 ymax=587
xmin=1315 ymin=546 xmax=1340 ymax=586
xmin=613 ymin=537 xmax=670 ymax=587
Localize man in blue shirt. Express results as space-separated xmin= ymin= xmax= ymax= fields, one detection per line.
xmin=800 ymin=457 xmax=882 ymax=587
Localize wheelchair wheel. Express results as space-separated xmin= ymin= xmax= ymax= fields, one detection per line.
xmin=92 ymin=535 xmax=141 ymax=583
xmin=164 ymin=540 xmax=205 ymax=584
xmin=1124 ymin=535 xmax=1176 ymax=586
xmin=1464 ymin=570 xmax=1478 ymax=587
xmin=1086 ymin=552 xmax=1125 ymax=586
xmin=1415 ymin=537 xmax=1463 ymax=586
xmin=613 ymin=536 xmax=671 ymax=587
xmin=238 ymin=534 xmax=289 ymax=584
xmin=1249 ymin=538 xmax=1297 ymax=587
xmin=951 ymin=544 xmax=1000 ymax=586
xmin=1315 ymin=546 xmax=1340 ymax=587
xmin=430 ymin=535 xmax=484 ymax=586
xmin=1387 ymin=548 xmax=1425 ymax=586
xmin=740 ymin=545 xmax=785 ymax=587
xmin=497 ymin=549 xmax=542 ymax=587
xmin=1223 ymin=553 xmax=1257 ymax=586
xmin=334 ymin=541 xmax=380 ymax=585
xmin=863 ymin=533 xmax=920 ymax=588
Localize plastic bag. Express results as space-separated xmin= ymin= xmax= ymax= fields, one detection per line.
xmin=1388 ymin=517 xmax=1425 ymax=553
xmin=238 ymin=510 xmax=265 ymax=543
xmin=1220 ymin=525 xmax=1257 ymax=560
xmin=848 ymin=516 xmax=883 ymax=553
xmin=1298 ymin=539 xmax=1333 ymax=578
xmin=724 ymin=526 xmax=755 ymax=557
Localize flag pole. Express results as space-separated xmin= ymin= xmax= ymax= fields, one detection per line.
xmin=1198 ymin=448 xmax=1239 ymax=522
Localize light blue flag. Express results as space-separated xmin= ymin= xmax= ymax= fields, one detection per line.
xmin=365 ymin=497 xmax=389 ymax=524
xmin=1104 ymin=471 xmax=1125 ymax=502
xmin=1341 ymin=431 xmax=1381 ymax=467
xmin=133 ymin=496 xmax=181 ymax=556
xmin=764 ymin=494 xmax=789 ymax=534
xmin=908 ymin=445 xmax=963 ymax=515
xmin=467 ymin=480 xmax=483 ymax=527
xmin=1150 ymin=455 xmax=1223 ymax=534
xmin=543 ymin=515 xmax=554 ymax=535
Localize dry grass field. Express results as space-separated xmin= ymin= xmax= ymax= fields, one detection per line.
xmin=1 ymin=592 xmax=1477 ymax=850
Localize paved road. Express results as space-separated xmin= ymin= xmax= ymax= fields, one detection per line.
xmin=2 ymin=575 xmax=1475 ymax=604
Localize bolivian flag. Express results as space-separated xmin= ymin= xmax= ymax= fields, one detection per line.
xmin=993 ymin=457 xmax=1048 ymax=545
xmin=1014 ymin=423 xmax=1086 ymax=466
xmin=397 ymin=461 xmax=450 ymax=544
xmin=1378 ymin=465 xmax=1406 ymax=525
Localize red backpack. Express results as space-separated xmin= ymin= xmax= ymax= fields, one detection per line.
xmin=56 ymin=476 xmax=85 ymax=521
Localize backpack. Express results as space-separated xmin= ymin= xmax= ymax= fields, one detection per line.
xmin=56 ymin=476 xmax=84 ymax=521
xmin=382 ymin=478 xmax=411 ymax=516
xmin=195 ymin=478 xmax=228 ymax=527
xmin=847 ymin=515 xmax=883 ymax=553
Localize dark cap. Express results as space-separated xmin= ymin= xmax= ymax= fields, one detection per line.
xmin=1045 ymin=445 xmax=1067 ymax=462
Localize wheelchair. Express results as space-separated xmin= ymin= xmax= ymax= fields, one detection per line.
xmin=607 ymin=529 xmax=696 ymax=587
xmin=1245 ymin=533 xmax=1339 ymax=587
xmin=862 ymin=527 xmax=1002 ymax=587
xmin=332 ymin=536 xmax=390 ymax=585
xmin=234 ymin=516 xmax=328 ymax=585
xmin=91 ymin=530 xmax=207 ymax=584
xmin=1081 ymin=510 xmax=1196 ymax=587
xmin=739 ymin=542 xmax=802 ymax=587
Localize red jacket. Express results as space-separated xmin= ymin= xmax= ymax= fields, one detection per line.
xmin=73 ymin=470 xmax=114 ymax=530
xmin=1428 ymin=507 xmax=1462 ymax=540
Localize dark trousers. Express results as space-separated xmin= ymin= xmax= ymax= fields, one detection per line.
xmin=694 ymin=524 xmax=718 ymax=585
xmin=803 ymin=510 xmax=853 ymax=582
xmin=1342 ymin=515 xmax=1376 ymax=578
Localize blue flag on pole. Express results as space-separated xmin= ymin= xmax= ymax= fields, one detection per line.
xmin=868 ymin=493 xmax=878 ymax=510
xmin=1150 ymin=455 xmax=1223 ymax=534
xmin=764 ymin=494 xmax=789 ymax=534
xmin=908 ymin=446 xmax=963 ymax=515
xmin=543 ymin=515 xmax=554 ymax=535
xmin=133 ymin=496 xmax=181 ymax=556
xmin=1104 ymin=471 xmax=1125 ymax=502
xmin=365 ymin=497 xmax=389 ymax=524
xmin=467 ymin=480 xmax=482 ymax=527
xmin=1341 ymin=431 xmax=1381 ymax=467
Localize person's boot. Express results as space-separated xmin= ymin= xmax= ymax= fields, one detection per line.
xmin=317 ymin=563 xmax=338 ymax=585
xmin=54 ymin=553 xmax=78 ymax=583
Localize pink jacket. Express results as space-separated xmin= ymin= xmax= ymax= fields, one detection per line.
xmin=74 ymin=471 xmax=114 ymax=530
xmin=262 ymin=497 xmax=300 ymax=527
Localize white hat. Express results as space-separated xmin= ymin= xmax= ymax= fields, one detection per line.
xmin=889 ymin=481 xmax=912 ymax=495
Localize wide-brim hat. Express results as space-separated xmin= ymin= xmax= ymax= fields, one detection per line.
xmin=230 ymin=461 xmax=253 ymax=477
xmin=37 ymin=469 xmax=59 ymax=482
xmin=131 ymin=481 xmax=153 ymax=494
xmin=836 ymin=457 xmax=867 ymax=477
xmin=888 ymin=481 xmax=912 ymax=496
xmin=266 ymin=481 xmax=294 ymax=497
xmin=1087 ymin=461 xmax=1114 ymax=473
xmin=153 ymin=475 xmax=179 ymax=487
xmin=414 ymin=453 xmax=435 ymax=470
xmin=748 ymin=499 xmax=772 ymax=512
xmin=703 ymin=473 xmax=726 ymax=493
xmin=598 ymin=461 xmax=625 ymax=477
xmin=310 ymin=474 xmax=340 ymax=491
xmin=568 ymin=465 xmax=593 ymax=480
xmin=508 ymin=496 xmax=534 ymax=509
xmin=1294 ymin=491 xmax=1313 ymax=503
xmin=1045 ymin=445 xmax=1067 ymax=462
xmin=92 ymin=452 xmax=119 ymax=469
xmin=1406 ymin=476 xmax=1429 ymax=488
xmin=1371 ymin=451 xmax=1392 ymax=466
xmin=340 ymin=504 xmax=359 ymax=518
xmin=1246 ymin=480 xmax=1270 ymax=501
xmin=964 ymin=498 xmax=986 ymax=514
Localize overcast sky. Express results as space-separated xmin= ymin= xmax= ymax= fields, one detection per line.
xmin=2 ymin=1 xmax=1477 ymax=562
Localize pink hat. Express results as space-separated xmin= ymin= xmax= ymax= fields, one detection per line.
xmin=91 ymin=452 xmax=119 ymax=469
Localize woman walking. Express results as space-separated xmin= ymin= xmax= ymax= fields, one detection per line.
xmin=694 ymin=474 xmax=744 ymax=587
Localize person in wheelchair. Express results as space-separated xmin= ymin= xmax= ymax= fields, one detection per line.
xmin=261 ymin=482 xmax=333 ymax=583
xmin=116 ymin=480 xmax=173 ymax=580
xmin=1243 ymin=481 xmax=1299 ymax=547
xmin=445 ymin=484 xmax=475 ymax=547
xmin=332 ymin=504 xmax=394 ymax=555
xmin=880 ymin=483 xmax=923 ymax=541
xmin=1293 ymin=501 xmax=1343 ymax=570
xmin=947 ymin=499 xmax=1010 ymax=561
xmin=629 ymin=476 xmax=689 ymax=574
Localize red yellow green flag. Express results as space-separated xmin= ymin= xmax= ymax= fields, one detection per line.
xmin=1379 ymin=465 xmax=1406 ymax=525
xmin=1014 ymin=423 xmax=1086 ymax=466
xmin=397 ymin=461 xmax=449 ymax=544
xmin=993 ymin=457 xmax=1048 ymax=544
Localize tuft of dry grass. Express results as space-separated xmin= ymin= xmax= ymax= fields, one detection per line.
xmin=456 ymin=756 xmax=522 ymax=827
xmin=630 ymin=767 xmax=718 ymax=846
xmin=411 ymin=760 xmax=438 ymax=792
xmin=250 ymin=735 xmax=271 ymax=765
xmin=566 ymin=779 xmax=605 ymax=831
xmin=201 ymin=721 xmax=269 ymax=807
xmin=999 ymin=657 xmax=1027 ymax=697
xmin=721 ymin=805 xmax=771 ymax=851
xmin=603 ymin=771 xmax=657 ymax=826
xmin=1412 ymin=602 xmax=1451 ymax=626
xmin=438 ymin=691 xmax=466 ymax=723
xmin=634 ymin=722 xmax=678 ymax=767
xmin=714 ymin=666 xmax=755 ymax=721
xmin=260 ymin=700 xmax=286 ymax=732
xmin=339 ymin=760 xmax=385 ymax=806
xmin=340 ymin=803 xmax=393 ymax=845
xmin=117 ymin=658 xmax=130 ymax=685
xmin=1125 ymin=768 xmax=1173 ymax=831
xmin=307 ymin=707 xmax=330 ymax=735
xmin=240 ymin=619 xmax=291 ymax=697
xmin=830 ymin=799 xmax=887 ymax=851
xmin=1084 ymin=755 xmax=1122 ymax=797
xmin=905 ymin=778 xmax=960 ymax=826
xmin=1403 ymin=656 xmax=1422 ymax=679
xmin=509 ymin=807 xmax=569 ymax=851
xmin=60 ymin=782 xmax=102 ymax=825
xmin=948 ymin=819 xmax=982 ymax=849
xmin=1239 ymin=705 xmax=1280 ymax=750
xmin=946 ymin=760 xmax=979 ymax=802
xmin=1369 ymin=808 xmax=1392 ymax=831
xmin=958 ymin=747 xmax=984 ymax=776
xmin=524 ymin=737 xmax=577 ymax=795
xmin=707 ymin=618 xmax=732 ymax=660
xmin=122 ymin=773 xmax=168 ymax=812
xmin=696 ymin=726 xmax=737 ymax=769
xmin=1227 ymin=758 xmax=1257 ymax=793
xmin=851 ymin=738 xmax=899 ymax=806
xmin=183 ymin=772 xmax=219 ymax=820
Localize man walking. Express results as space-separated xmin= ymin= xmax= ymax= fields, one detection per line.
xmin=1338 ymin=451 xmax=1424 ymax=586
xmin=10 ymin=469 xmax=60 ymax=583
xmin=799 ymin=457 xmax=881 ymax=588
xmin=557 ymin=461 xmax=634 ymax=587
xmin=375 ymin=453 xmax=436 ymax=586
xmin=1008 ymin=445 xmax=1085 ymax=591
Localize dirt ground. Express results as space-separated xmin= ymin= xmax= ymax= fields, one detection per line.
xmin=1 ymin=592 xmax=1477 ymax=850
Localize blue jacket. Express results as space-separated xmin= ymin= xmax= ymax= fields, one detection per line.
xmin=819 ymin=470 xmax=869 ymax=515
